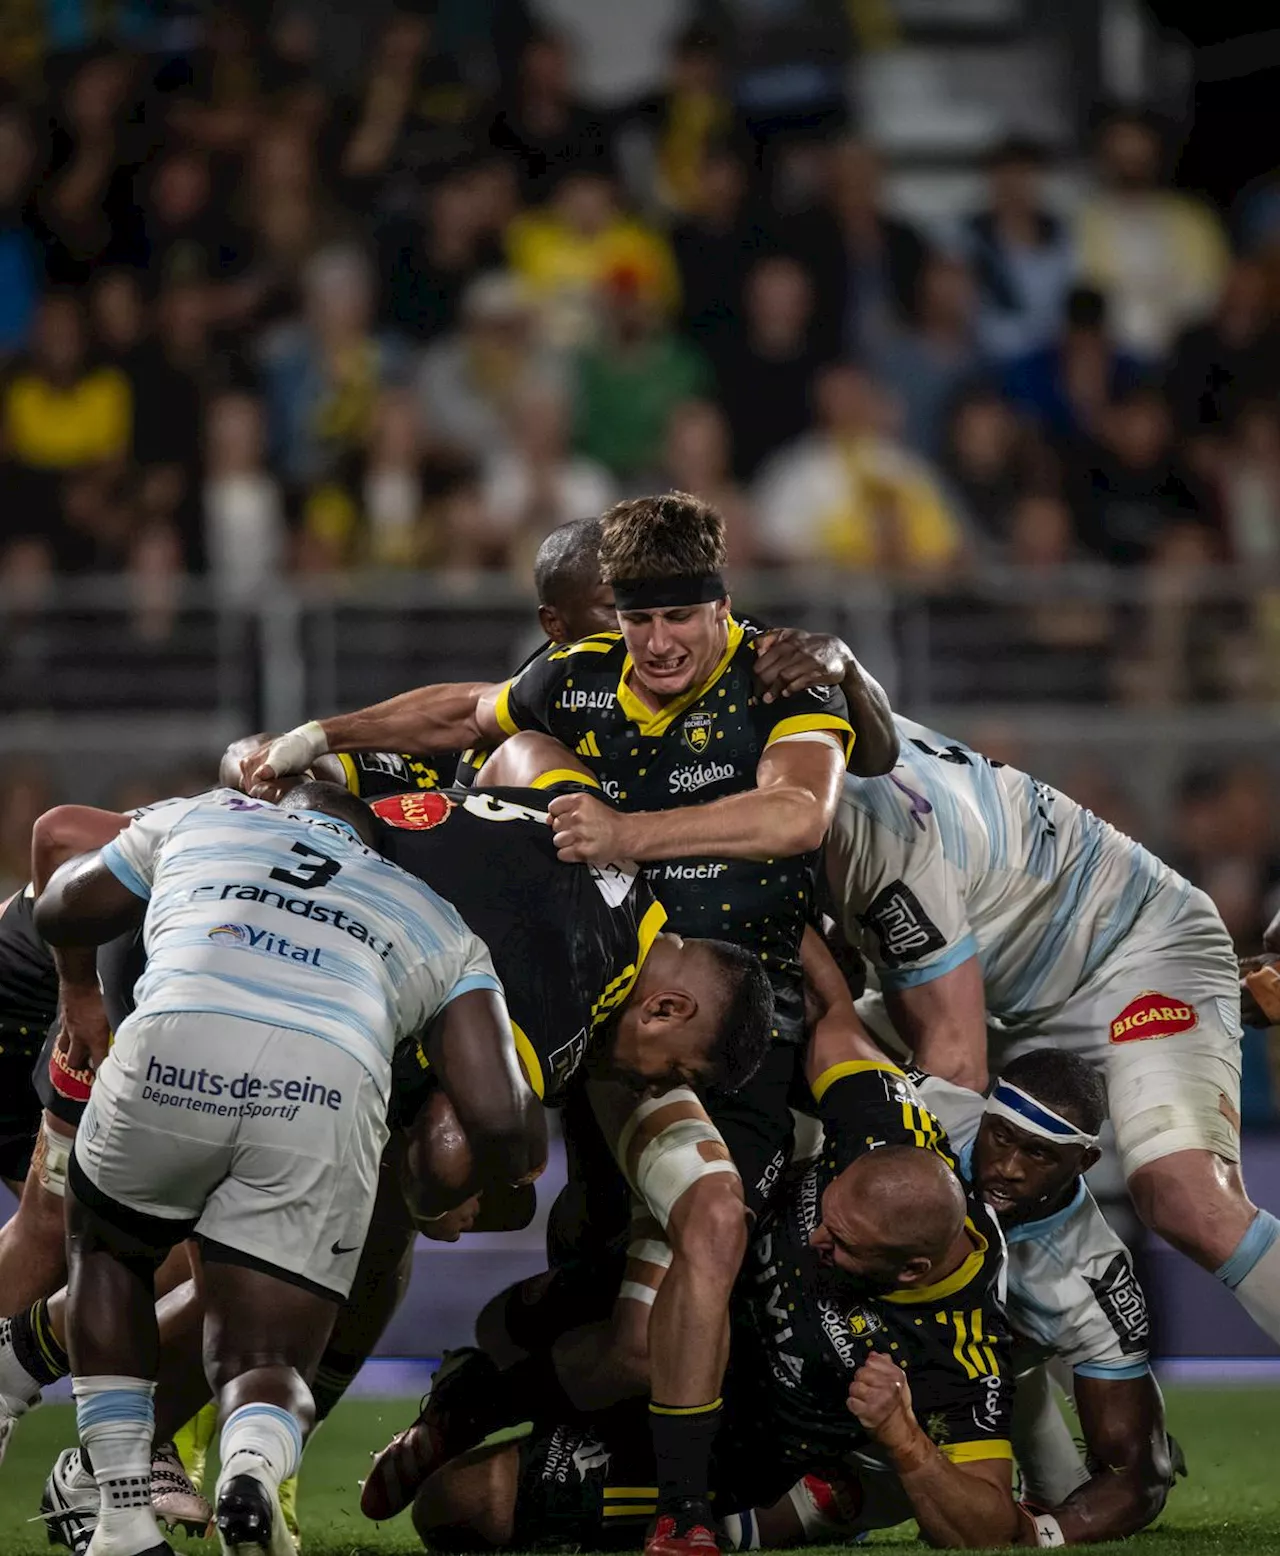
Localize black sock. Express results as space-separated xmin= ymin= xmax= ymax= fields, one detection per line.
xmin=11 ymin=1300 xmax=69 ymax=1387
xmin=650 ymin=1398 xmax=722 ymax=1511
xmin=313 ymin=1351 xmax=364 ymax=1424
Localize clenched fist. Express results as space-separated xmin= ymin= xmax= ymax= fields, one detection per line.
xmin=847 ymin=1351 xmax=918 ymax=1455
xmin=547 ymin=792 xmax=630 ymax=864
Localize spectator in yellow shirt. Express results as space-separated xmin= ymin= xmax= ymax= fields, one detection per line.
xmin=3 ymin=290 xmax=131 ymax=471
xmin=505 ymin=168 xmax=679 ymax=348
xmin=752 ymin=361 xmax=964 ymax=573
xmin=1076 ymin=109 xmax=1229 ymax=360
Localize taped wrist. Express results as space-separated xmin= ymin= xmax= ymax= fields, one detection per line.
xmin=264 ymin=721 xmax=328 ymax=776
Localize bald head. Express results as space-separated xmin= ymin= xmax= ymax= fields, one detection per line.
xmin=813 ymin=1146 xmax=967 ymax=1294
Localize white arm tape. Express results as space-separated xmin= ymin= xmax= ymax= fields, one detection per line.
xmin=618 ymin=1281 xmax=659 ymax=1308
xmin=1031 ymin=1512 xmax=1065 ymax=1547
xmin=264 ymin=721 xmax=328 ymax=777
xmin=616 ymin=1090 xmax=739 ymax=1231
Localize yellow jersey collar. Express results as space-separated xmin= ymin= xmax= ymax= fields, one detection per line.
xmin=616 ymin=615 xmax=745 ymax=736
xmin=882 ymin=1219 xmax=989 ymax=1305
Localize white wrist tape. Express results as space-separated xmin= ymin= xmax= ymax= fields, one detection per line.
xmin=1032 ymin=1512 xmax=1065 ymax=1547
xmin=264 ymin=721 xmax=328 ymax=777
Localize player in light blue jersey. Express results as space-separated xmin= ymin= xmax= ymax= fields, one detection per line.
xmin=28 ymin=785 xmax=544 ymax=1556
xmin=825 ymin=716 xmax=1280 ymax=1380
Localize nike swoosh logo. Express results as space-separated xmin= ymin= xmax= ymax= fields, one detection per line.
xmin=331 ymin=1240 xmax=360 ymax=1256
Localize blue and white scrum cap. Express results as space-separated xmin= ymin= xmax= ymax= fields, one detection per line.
xmin=983 ymin=1079 xmax=1099 ymax=1148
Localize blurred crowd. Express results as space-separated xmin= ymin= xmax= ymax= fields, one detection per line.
xmin=0 ymin=1 xmax=1278 ymax=608
xmin=4 ymin=3 xmax=1280 ymax=1110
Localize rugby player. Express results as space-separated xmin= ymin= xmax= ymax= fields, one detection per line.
xmin=788 ymin=1040 xmax=1174 ymax=1547
xmin=242 ymin=493 xmax=877 ymax=1548
xmin=6 ymin=780 xmax=772 ymax=1552
xmin=403 ymin=1138 xmax=1018 ymax=1553
xmin=30 ymin=785 xmax=540 ymax=1556
xmin=825 ymin=716 xmax=1280 ymax=1352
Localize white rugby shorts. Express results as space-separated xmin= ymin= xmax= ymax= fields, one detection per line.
xmin=72 ymin=1010 xmax=387 ymax=1298
xmin=997 ymin=882 xmax=1243 ymax=1179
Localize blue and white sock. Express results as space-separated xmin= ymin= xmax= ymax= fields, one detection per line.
xmin=219 ymin=1401 xmax=305 ymax=1495
xmin=1215 ymin=1209 xmax=1280 ymax=1343
xmin=73 ymin=1375 xmax=157 ymax=1552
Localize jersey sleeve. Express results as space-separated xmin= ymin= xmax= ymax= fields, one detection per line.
xmin=99 ymin=793 xmax=209 ymax=898
xmin=755 ymin=681 xmax=855 ymax=764
xmin=913 ymin=1302 xmax=1015 ymax=1466
xmin=810 ymin=1059 xmax=955 ymax=1172
xmin=1025 ymin=1210 xmax=1152 ymax=1380
xmin=335 ymin=750 xmax=453 ymax=797
xmin=491 ymin=643 xmax=568 ymax=738
xmin=401 ymin=928 xmax=505 ymax=1036
xmin=829 ymin=784 xmax=977 ymax=992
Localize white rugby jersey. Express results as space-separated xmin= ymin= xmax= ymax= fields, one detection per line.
xmin=100 ymin=789 xmax=501 ymax=1098
xmin=827 ymin=716 xmax=1186 ymax=1027
xmin=920 ymin=1078 xmax=1151 ymax=1380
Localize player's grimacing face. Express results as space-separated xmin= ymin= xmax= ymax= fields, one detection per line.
xmin=810 ymin=1181 xmax=906 ymax=1294
xmin=975 ymin=1117 xmax=1087 ymax=1226
xmin=617 ymin=599 xmax=729 ymax=701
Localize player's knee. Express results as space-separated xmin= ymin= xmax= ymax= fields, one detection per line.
xmin=1128 ymin=1153 xmax=1253 ymax=1261
xmin=668 ymin=1174 xmax=748 ymax=1286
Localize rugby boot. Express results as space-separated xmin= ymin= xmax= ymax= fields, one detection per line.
xmin=646 ymin=1498 xmax=720 ymax=1556
xmin=150 ymin=1441 xmax=212 ymax=1536
xmin=0 ymin=1314 xmax=42 ymax=1466
xmin=278 ymin=1474 xmax=301 ymax=1551
xmin=215 ymin=1468 xmax=293 ymax=1556
xmin=41 ymin=1447 xmax=99 ymax=1555
xmin=361 ymin=1348 xmax=516 ymax=1521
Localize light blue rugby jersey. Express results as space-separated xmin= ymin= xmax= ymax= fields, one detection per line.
xmin=100 ymin=789 xmax=501 ymax=1097
xmin=827 ymin=716 xmax=1184 ymax=1021
xmin=920 ymin=1078 xmax=1151 ymax=1380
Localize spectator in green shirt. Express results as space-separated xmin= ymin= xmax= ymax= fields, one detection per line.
xmin=573 ymin=268 xmax=710 ymax=481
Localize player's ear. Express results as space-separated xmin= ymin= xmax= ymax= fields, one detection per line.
xmin=641 ymin=990 xmax=698 ymax=1026
xmin=896 ymin=1255 xmax=933 ymax=1288
xmin=715 ymin=596 xmax=730 ymax=624
xmin=1081 ymin=1145 xmax=1102 ymax=1174
xmin=539 ymin=603 xmax=567 ymax=642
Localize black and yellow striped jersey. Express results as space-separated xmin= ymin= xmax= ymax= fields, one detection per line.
xmin=723 ymin=1062 xmax=1012 ymax=1497
xmin=335 ymin=749 xmax=460 ymax=798
xmin=492 ymin=617 xmax=854 ymax=1044
xmin=375 ymin=786 xmax=666 ymax=1112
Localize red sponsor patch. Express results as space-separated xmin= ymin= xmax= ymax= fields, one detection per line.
xmin=1109 ymin=991 xmax=1198 ymax=1044
xmin=50 ymin=1041 xmax=94 ymax=1103
xmin=371 ymin=791 xmax=456 ymax=831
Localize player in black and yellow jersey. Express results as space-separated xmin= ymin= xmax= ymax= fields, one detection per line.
xmin=248 ymin=495 xmax=857 ymax=1552
xmin=395 ymin=1133 xmax=1018 ymax=1553
xmin=372 ymin=783 xmax=774 ymax=1118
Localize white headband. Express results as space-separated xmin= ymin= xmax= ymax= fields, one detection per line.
xmin=983 ymin=1080 xmax=1099 ymax=1149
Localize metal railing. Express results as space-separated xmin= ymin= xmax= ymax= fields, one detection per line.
xmin=3 ymin=566 xmax=1279 ymax=827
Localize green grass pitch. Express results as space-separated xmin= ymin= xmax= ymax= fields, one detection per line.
xmin=1 ymin=1390 xmax=1278 ymax=1555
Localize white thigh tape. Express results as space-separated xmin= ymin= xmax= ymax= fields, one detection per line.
xmin=38 ymin=1118 xmax=71 ymax=1198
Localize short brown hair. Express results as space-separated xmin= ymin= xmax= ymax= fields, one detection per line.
xmin=598 ymin=491 xmax=726 ymax=584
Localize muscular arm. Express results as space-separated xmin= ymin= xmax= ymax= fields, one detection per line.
xmin=552 ymin=737 xmax=847 ymax=864
xmin=751 ymin=630 xmax=898 ymax=777
xmin=1047 ymin=1374 xmax=1170 ymax=1543
xmin=408 ymin=989 xmax=547 ymax=1215
xmin=849 ymin=1352 xmax=1020 ymax=1548
xmin=801 ymin=926 xmax=892 ymax=1082
xmin=32 ymin=807 xmax=132 ymax=1069
xmin=241 ymin=683 xmax=505 ymax=788
xmin=34 ymin=850 xmax=146 ymax=949
xmin=884 ymin=955 xmax=990 ymax=1093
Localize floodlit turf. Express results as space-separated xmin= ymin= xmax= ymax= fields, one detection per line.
xmin=1 ymin=1389 xmax=1278 ymax=1555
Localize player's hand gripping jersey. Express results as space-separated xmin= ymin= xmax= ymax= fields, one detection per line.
xmin=376 ymin=786 xmax=666 ymax=1110
xmin=493 ymin=619 xmax=853 ymax=1042
xmin=723 ymin=1070 xmax=1012 ymax=1504
xmin=99 ymin=789 xmax=501 ymax=1099
xmin=828 ymin=716 xmax=1184 ymax=1029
